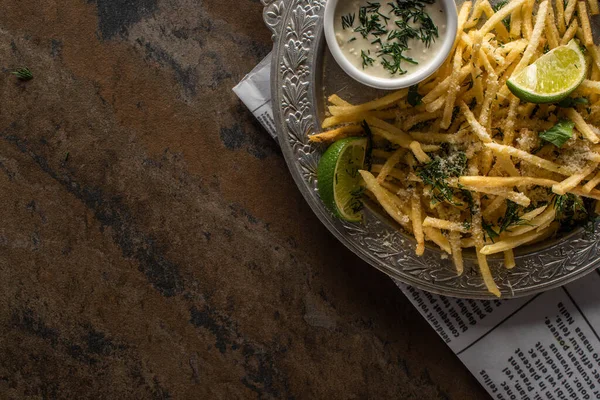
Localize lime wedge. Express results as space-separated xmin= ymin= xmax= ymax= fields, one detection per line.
xmin=317 ymin=137 xmax=367 ymax=222
xmin=507 ymin=40 xmax=587 ymax=104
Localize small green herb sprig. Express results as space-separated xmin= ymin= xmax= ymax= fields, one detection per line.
xmin=12 ymin=67 xmax=33 ymax=81
xmin=342 ymin=0 xmax=440 ymax=75
xmin=416 ymin=152 xmax=467 ymax=205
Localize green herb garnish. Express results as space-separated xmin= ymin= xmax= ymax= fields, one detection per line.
xmin=483 ymin=221 xmax=500 ymax=242
xmin=361 ymin=50 xmax=375 ymax=69
xmin=539 ymin=119 xmax=574 ymax=148
xmin=342 ymin=13 xmax=356 ymax=29
xmin=416 ymin=152 xmax=467 ymax=205
xmin=12 ymin=67 xmax=33 ymax=81
xmin=498 ymin=200 xmax=528 ymax=233
xmin=352 ymin=0 xmax=439 ymax=75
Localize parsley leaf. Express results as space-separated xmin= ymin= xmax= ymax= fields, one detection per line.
xmin=539 ymin=120 xmax=574 ymax=148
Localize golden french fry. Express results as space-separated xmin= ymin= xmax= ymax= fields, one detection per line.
xmin=329 ymin=89 xmax=408 ymax=116
xmin=578 ymin=1 xmax=594 ymax=46
xmin=328 ymin=94 xmax=352 ymax=106
xmin=565 ymin=108 xmax=600 ymax=144
xmin=560 ymin=19 xmax=579 ymax=45
xmin=423 ymin=227 xmax=452 ymax=254
xmin=583 ymin=171 xmax=600 ymax=192
xmin=412 ymin=189 xmax=425 ymax=256
xmin=423 ymin=217 xmax=470 ymax=233
xmin=504 ymin=250 xmax=516 ymax=269
xmin=322 ymin=110 xmax=396 ymax=129
xmin=564 ymin=0 xmax=577 ymax=23
xmin=589 ymin=0 xmax=600 ymax=15
xmin=545 ymin=3 xmax=560 ymax=48
xmin=460 ymin=101 xmax=493 ymax=142
xmin=309 ymin=125 xmax=363 ymax=143
xmin=484 ymin=143 xmax=575 ymax=175
xmin=441 ymin=44 xmax=465 ymax=129
xmin=556 ymin=0 xmax=567 ymax=34
xmin=377 ymin=148 xmax=406 ymax=184
xmin=360 ymin=171 xmax=412 ymax=230
xmin=553 ymin=163 xmax=599 ymax=195
xmin=480 ymin=223 xmax=559 ymax=255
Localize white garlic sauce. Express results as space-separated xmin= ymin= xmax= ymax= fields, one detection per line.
xmin=334 ymin=0 xmax=447 ymax=78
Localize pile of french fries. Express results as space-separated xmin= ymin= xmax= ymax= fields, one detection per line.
xmin=312 ymin=0 xmax=600 ymax=296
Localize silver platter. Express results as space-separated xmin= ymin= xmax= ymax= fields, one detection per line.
xmin=262 ymin=0 xmax=600 ymax=298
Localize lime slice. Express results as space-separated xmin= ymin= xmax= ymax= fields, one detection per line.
xmin=317 ymin=137 xmax=367 ymax=222
xmin=507 ymin=40 xmax=587 ymax=104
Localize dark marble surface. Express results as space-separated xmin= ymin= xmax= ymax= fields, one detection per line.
xmin=0 ymin=0 xmax=489 ymax=398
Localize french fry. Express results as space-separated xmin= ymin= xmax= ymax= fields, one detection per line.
xmin=425 ymin=96 xmax=447 ymax=113
xmin=505 ymin=206 xmax=556 ymax=236
xmin=465 ymin=0 xmax=484 ymax=28
xmin=513 ymin=1 xmax=549 ymax=75
xmin=545 ymin=3 xmax=560 ymax=49
xmin=422 ymin=65 xmax=472 ymax=104
xmin=588 ymin=0 xmax=600 ymax=15
xmin=371 ymin=127 xmax=412 ymax=149
xmin=483 ymin=195 xmax=506 ymax=218
xmin=423 ymin=217 xmax=470 ymax=233
xmin=460 ymin=176 xmax=558 ymax=188
xmin=583 ymin=170 xmax=600 ymax=192
xmin=556 ymin=0 xmax=567 ymax=34
xmin=449 ymin=230 xmax=464 ymax=274
xmin=484 ymin=143 xmax=575 ymax=175
xmin=408 ymin=130 xmax=470 ymax=144
xmin=454 ymin=183 xmax=532 ymax=206
xmin=322 ymin=110 xmax=396 ymax=129
xmin=522 ymin=0 xmax=535 ymax=39
xmin=441 ymin=43 xmax=465 ymax=129
xmin=328 ymin=89 xmax=408 ymax=116
xmin=328 ymin=94 xmax=352 ymax=106
xmin=504 ymin=249 xmax=516 ymax=269
xmin=360 ymin=171 xmax=412 ymax=230
xmin=564 ymin=0 xmax=577 ymax=23
xmin=510 ymin=9 xmax=522 ymax=38
xmin=578 ymin=79 xmax=600 ymax=94
xmin=470 ymin=190 xmax=501 ymax=297
xmin=503 ymin=96 xmax=521 ymax=144
xmin=478 ymin=0 xmax=515 ymax=42
xmin=412 ymin=189 xmax=425 ymax=255
xmin=410 ymin=141 xmax=432 ymax=163
xmin=480 ymin=148 xmax=494 ymax=175
xmin=423 ymin=227 xmax=452 ymax=254
xmin=578 ymin=1 xmax=594 ymax=46
xmin=480 ymin=223 xmax=559 ymax=255
xmin=309 ymin=125 xmax=363 ymax=143
xmin=377 ymin=148 xmax=406 ymax=184
xmin=460 ymin=101 xmax=493 ymax=143
xmin=495 ymin=154 xmax=521 ymax=176
xmin=553 ymin=163 xmax=599 ymax=195
xmin=402 ymin=110 xmax=443 ymax=131
xmin=565 ymin=108 xmax=600 ymax=143
xmin=560 ymin=19 xmax=579 ymax=45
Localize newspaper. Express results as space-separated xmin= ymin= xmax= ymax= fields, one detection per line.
xmin=233 ymin=56 xmax=600 ymax=399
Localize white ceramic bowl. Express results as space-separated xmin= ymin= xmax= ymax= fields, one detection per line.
xmin=323 ymin=0 xmax=458 ymax=90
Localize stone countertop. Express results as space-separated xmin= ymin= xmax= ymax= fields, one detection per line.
xmin=0 ymin=0 xmax=488 ymax=398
